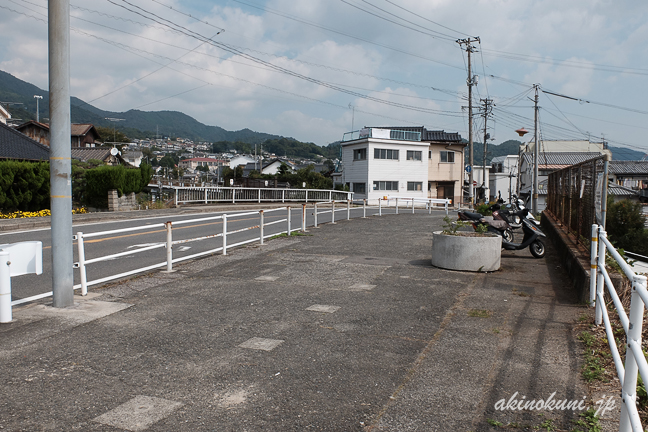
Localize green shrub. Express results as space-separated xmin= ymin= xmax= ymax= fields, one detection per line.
xmin=84 ymin=165 xmax=150 ymax=208
xmin=606 ymin=198 xmax=648 ymax=256
xmin=0 ymin=161 xmax=50 ymax=212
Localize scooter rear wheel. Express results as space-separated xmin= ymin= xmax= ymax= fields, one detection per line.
xmin=503 ymin=229 xmax=514 ymax=243
xmin=530 ymin=239 xmax=545 ymax=258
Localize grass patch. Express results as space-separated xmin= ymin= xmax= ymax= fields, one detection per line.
xmin=468 ymin=309 xmax=492 ymax=318
xmin=578 ymin=331 xmax=608 ymax=382
xmin=268 ymin=232 xmax=312 ymax=240
xmin=570 ymin=408 xmax=602 ymax=432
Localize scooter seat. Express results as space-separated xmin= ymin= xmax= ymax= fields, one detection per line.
xmin=463 ymin=212 xmax=483 ymax=219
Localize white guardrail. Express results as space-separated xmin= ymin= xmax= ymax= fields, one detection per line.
xmin=8 ymin=196 xmax=450 ymax=311
xmin=591 ymin=224 xmax=648 ymax=432
xmin=156 ymin=185 xmax=354 ymax=206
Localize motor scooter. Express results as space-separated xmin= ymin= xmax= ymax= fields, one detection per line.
xmin=457 ymin=206 xmax=514 ymax=242
xmin=499 ymin=208 xmax=546 ymax=258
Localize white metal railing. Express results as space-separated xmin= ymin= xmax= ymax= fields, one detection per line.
xmin=153 ymin=185 xmax=353 ymax=206
xmin=8 ymin=198 xmax=449 ymax=309
xmin=591 ymin=224 xmax=647 ymax=432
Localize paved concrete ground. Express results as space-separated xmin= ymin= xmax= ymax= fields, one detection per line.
xmin=0 ymin=212 xmax=605 ymax=431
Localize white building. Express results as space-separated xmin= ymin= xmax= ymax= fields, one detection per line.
xmin=229 ymin=155 xmax=256 ymax=168
xmin=489 ymin=155 xmax=519 ymax=202
xmin=0 ymin=104 xmax=10 ymax=125
xmin=340 ymin=127 xmax=465 ymax=205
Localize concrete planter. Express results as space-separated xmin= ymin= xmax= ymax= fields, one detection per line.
xmin=431 ymin=231 xmax=502 ymax=272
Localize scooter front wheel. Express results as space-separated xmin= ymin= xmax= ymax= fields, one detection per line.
xmin=530 ymin=239 xmax=545 ymax=258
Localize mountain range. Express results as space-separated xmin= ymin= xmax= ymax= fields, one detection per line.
xmin=1 ymin=69 xmax=643 ymax=161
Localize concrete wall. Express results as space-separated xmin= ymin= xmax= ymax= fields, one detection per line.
xmin=108 ymin=190 xmax=137 ymax=212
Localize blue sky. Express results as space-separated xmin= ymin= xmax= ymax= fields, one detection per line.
xmin=1 ymin=0 xmax=648 ymax=156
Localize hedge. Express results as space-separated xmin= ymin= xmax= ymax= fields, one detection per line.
xmin=84 ymin=164 xmax=152 ymax=208
xmin=0 ymin=161 xmax=50 ymax=212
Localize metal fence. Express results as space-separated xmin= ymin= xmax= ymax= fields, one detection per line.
xmin=159 ymin=186 xmax=353 ymax=205
xmin=546 ymin=155 xmax=606 ymax=247
xmin=591 ymin=224 xmax=647 ymax=431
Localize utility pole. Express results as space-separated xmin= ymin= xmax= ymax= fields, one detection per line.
xmin=481 ymin=98 xmax=493 ymax=203
xmin=49 ymin=0 xmax=73 ymax=308
xmin=457 ymin=37 xmax=480 ymax=207
xmin=533 ymin=84 xmax=539 ymax=215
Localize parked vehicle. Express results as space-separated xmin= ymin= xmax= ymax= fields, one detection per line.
xmin=508 ymin=195 xmax=540 ymax=226
xmin=457 ymin=206 xmax=514 ymax=242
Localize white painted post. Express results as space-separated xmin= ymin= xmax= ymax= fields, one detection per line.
xmin=595 ymin=228 xmax=607 ymax=325
xmin=428 ymin=199 xmax=432 ymax=215
xmin=314 ymin=203 xmax=318 ymax=228
xmin=363 ymin=199 xmax=366 ymax=218
xmin=329 ymin=190 xmax=332 ymax=201
xmin=412 ymin=199 xmax=415 ymax=214
xmin=204 ymin=188 xmax=208 ymax=204
xmin=282 ymin=190 xmax=285 ymax=203
xmin=619 ymin=274 xmax=647 ymax=432
xmin=222 ymin=214 xmax=228 ymax=255
xmin=347 ymin=200 xmax=350 ymax=220
xmin=232 ymin=189 xmax=235 ymax=204
xmin=0 ymin=250 xmax=11 ymax=323
xmin=305 ymin=190 xmax=308 ymax=203
xmin=258 ymin=188 xmax=261 ymax=203
xmin=445 ymin=199 xmax=449 ymax=215
xmin=174 ymin=188 xmax=178 ymax=206
xmin=77 ymin=232 xmax=88 ymax=296
xmin=287 ymin=206 xmax=291 ymax=235
xmin=260 ymin=210 xmax=264 ymax=245
xmin=590 ymin=224 xmax=598 ymax=306
xmin=165 ymin=221 xmax=173 ymax=272
xmin=379 ymin=198 xmax=382 ymax=216
xmin=302 ymin=204 xmax=306 ymax=232
xmin=331 ymin=201 xmax=336 ymax=224
xmin=395 ymin=198 xmax=399 ymax=214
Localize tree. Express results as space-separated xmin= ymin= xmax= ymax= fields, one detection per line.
xmin=195 ymin=165 xmax=209 ymax=173
xmin=95 ymin=126 xmax=130 ymax=143
xmin=606 ymin=197 xmax=648 ymax=255
xmin=158 ymin=154 xmax=176 ymax=169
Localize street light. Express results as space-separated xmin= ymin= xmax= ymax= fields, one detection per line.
xmin=104 ymin=117 xmax=125 ymax=143
xmin=33 ymin=95 xmax=43 ymax=122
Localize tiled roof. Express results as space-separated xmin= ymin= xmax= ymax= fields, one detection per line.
xmin=521 ymin=152 xmax=603 ymax=166
xmin=70 ymin=147 xmax=111 ymax=162
xmin=608 ymin=161 xmax=648 ymax=175
xmin=608 ymin=183 xmax=640 ymax=196
xmin=70 ymin=124 xmax=94 ymax=137
xmin=0 ymin=122 xmax=49 ymax=161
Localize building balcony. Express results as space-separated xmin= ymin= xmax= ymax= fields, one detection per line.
xmin=342 ymin=128 xmax=422 ymax=143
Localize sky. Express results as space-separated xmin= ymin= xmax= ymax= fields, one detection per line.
xmin=1 ymin=0 xmax=648 ymax=155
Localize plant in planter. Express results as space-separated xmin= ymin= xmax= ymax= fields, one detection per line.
xmin=431 ymin=216 xmax=503 ymax=272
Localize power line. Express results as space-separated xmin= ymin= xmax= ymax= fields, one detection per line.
xmin=379 ymin=0 xmax=473 ymax=38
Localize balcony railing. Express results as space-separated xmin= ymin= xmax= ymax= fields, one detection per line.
xmin=341 ymin=128 xmax=421 ymax=142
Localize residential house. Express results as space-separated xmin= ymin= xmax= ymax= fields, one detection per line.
xmin=16 ymin=121 xmax=102 ymax=147
xmin=340 ymin=126 xmax=464 ymax=204
xmin=123 ymin=150 xmax=143 ymax=167
xmin=71 ymin=147 xmax=124 ymax=165
xmin=261 ymin=158 xmax=296 ymax=175
xmin=470 ymin=165 xmax=491 ymax=203
xmin=520 ymin=139 xmax=607 ymax=154
xmin=178 ymin=157 xmax=228 ymax=171
xmin=489 ymin=155 xmax=519 ymax=202
xmin=0 ymin=104 xmax=11 ymax=125
xmin=0 ymin=121 xmax=49 ymax=161
xmin=228 ymin=155 xmax=256 ymax=169
xmin=518 ymin=152 xmax=604 ymax=211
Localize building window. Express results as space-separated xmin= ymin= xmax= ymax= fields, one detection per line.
xmin=353 ymin=148 xmax=367 ymax=160
xmin=353 ymin=183 xmax=366 ymax=194
xmin=407 ymin=182 xmax=423 ymax=191
xmin=429 ymin=150 xmax=432 ymax=159
xmin=374 ymin=148 xmax=399 ymax=160
xmin=406 ymin=150 xmax=422 ymax=161
xmin=440 ymin=151 xmax=455 ymax=163
xmin=373 ymin=181 xmax=399 ymax=191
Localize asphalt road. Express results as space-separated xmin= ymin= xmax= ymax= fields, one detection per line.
xmin=2 ymin=204 xmax=435 ymax=302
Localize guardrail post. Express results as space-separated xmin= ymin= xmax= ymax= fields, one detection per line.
xmin=595 ymin=228 xmax=607 ymax=325
xmin=590 ymin=224 xmax=598 ymax=306
xmin=174 ymin=188 xmax=178 ymax=207
xmin=428 ymin=199 xmax=432 ymax=215
xmin=165 ymin=221 xmax=173 ymax=272
xmin=412 ymin=199 xmax=415 ymax=214
xmin=259 ymin=210 xmax=264 ymax=245
xmin=305 ymin=190 xmax=308 ymax=203
xmin=329 ymin=190 xmax=332 ymax=201
xmin=258 ymin=188 xmax=261 ymax=203
xmin=347 ymin=200 xmax=351 ymax=220
xmin=77 ymin=232 xmax=88 ymax=296
xmin=619 ymin=274 xmax=647 ymax=432
xmin=0 ymin=250 xmax=11 ymax=323
xmin=287 ymin=206 xmax=291 ymax=235
xmin=204 ymin=188 xmax=208 ymax=204
xmin=314 ymin=203 xmax=318 ymax=227
xmin=379 ymin=198 xmax=382 ymax=216
xmin=282 ymin=190 xmax=285 ymax=203
xmin=445 ymin=199 xmax=449 ymax=215
xmin=232 ymin=189 xmax=235 ymax=204
xmin=222 ymin=214 xmax=228 ymax=255
xmin=363 ymin=199 xmax=367 ymax=218
xmin=395 ymin=198 xmax=399 ymax=214
xmin=301 ymin=204 xmax=306 ymax=232
xmin=331 ymin=201 xmax=336 ymax=224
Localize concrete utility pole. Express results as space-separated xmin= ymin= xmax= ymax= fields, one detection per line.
xmin=49 ymin=0 xmax=74 ymax=308
xmin=457 ymin=37 xmax=480 ymax=207
xmin=481 ymin=98 xmax=493 ymax=202
xmin=533 ymin=84 xmax=539 ymax=215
